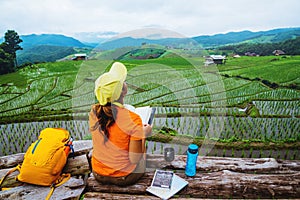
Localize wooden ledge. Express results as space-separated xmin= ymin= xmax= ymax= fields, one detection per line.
xmin=0 ymin=177 xmax=85 ymax=200
xmin=86 ymin=170 xmax=300 ymax=199
xmin=1 ymin=140 xmax=300 ymax=199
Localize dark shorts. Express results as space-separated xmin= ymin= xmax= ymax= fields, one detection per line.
xmin=92 ymin=158 xmax=145 ymax=186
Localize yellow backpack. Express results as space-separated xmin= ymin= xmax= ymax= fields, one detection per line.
xmin=0 ymin=128 xmax=74 ymax=199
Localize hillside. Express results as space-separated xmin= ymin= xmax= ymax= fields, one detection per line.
xmin=0 ymin=55 xmax=299 ymax=157
xmin=17 ymin=45 xmax=76 ymax=65
xmin=11 ymin=34 xmax=90 ymax=65
xmin=218 ymin=36 xmax=300 ymax=56
xmin=193 ymin=27 xmax=300 ymax=47
xmin=2 ymin=27 xmax=299 ymax=66
xmin=20 ymin=34 xmax=87 ymax=48
xmin=94 ymin=27 xmax=300 ymax=50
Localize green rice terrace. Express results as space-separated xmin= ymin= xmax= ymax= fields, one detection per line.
xmin=0 ymin=53 xmax=299 ymax=159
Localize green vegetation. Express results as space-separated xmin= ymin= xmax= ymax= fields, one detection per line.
xmin=218 ymin=36 xmax=300 ymax=56
xmin=17 ymin=45 xmax=76 ymax=65
xmin=0 ymin=30 xmax=23 ymax=74
xmin=193 ymin=27 xmax=300 ymax=47
xmin=219 ymin=56 xmax=300 ymax=87
xmin=117 ymin=48 xmax=166 ymax=60
xmin=0 ymin=52 xmax=299 ymax=158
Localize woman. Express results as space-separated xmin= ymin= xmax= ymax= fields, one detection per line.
xmin=89 ymin=62 xmax=152 ymax=186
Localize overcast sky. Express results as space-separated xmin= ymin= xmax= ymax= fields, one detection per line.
xmin=1 ymin=0 xmax=300 ymax=40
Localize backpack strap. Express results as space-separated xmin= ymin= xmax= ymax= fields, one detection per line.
xmin=0 ymin=164 xmax=21 ymax=190
xmin=45 ymin=173 xmax=71 ymax=200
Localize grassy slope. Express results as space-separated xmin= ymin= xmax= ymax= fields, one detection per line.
xmin=218 ymin=56 xmax=300 ymax=84
xmin=0 ymin=55 xmax=299 ymax=156
xmin=0 ymin=55 xmax=300 ymax=120
xmin=0 ymin=55 xmax=299 ymax=121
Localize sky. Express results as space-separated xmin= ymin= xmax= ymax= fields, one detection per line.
xmin=1 ymin=0 xmax=300 ymax=41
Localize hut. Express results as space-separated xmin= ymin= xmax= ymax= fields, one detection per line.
xmin=210 ymin=55 xmax=226 ymax=65
xmin=272 ymin=50 xmax=285 ymax=56
xmin=72 ymin=53 xmax=88 ymax=61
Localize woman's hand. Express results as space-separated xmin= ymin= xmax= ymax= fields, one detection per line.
xmin=143 ymin=124 xmax=152 ymax=137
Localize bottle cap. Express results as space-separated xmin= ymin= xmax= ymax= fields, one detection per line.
xmin=188 ymin=144 xmax=198 ymax=154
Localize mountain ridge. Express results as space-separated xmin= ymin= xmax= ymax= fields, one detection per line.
xmin=95 ymin=27 xmax=300 ymax=49
xmin=20 ymin=33 xmax=88 ymax=48
xmin=192 ymin=27 xmax=300 ymax=47
xmin=1 ymin=27 xmax=299 ymax=49
xmin=1 ymin=27 xmax=299 ymax=65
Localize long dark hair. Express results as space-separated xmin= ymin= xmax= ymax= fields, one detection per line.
xmin=91 ymin=103 xmax=118 ymax=142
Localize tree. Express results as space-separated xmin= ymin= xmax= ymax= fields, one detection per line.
xmin=0 ymin=44 xmax=14 ymax=74
xmin=2 ymin=30 xmax=23 ymax=67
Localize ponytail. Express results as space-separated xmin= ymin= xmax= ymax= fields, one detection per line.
xmin=91 ymin=103 xmax=117 ymax=142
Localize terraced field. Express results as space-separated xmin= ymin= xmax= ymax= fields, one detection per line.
xmin=0 ymin=55 xmax=299 ymax=158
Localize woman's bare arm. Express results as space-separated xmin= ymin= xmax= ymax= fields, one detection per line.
xmin=129 ymin=140 xmax=143 ymax=163
xmin=129 ymin=124 xmax=152 ymax=163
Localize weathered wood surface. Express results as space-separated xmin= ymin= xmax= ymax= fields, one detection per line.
xmin=86 ymin=170 xmax=300 ymax=198
xmin=0 ymin=177 xmax=85 ymax=200
xmin=146 ymin=154 xmax=281 ymax=172
xmin=83 ymin=192 xmax=210 ymax=200
xmin=86 ymin=166 xmax=300 ymax=199
xmin=1 ymin=140 xmax=300 ymax=199
xmin=85 ymin=153 xmax=300 ymax=199
xmin=0 ymin=153 xmax=25 ymax=169
xmin=84 ymin=192 xmax=162 ymax=199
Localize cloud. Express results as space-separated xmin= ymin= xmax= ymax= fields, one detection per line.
xmin=0 ymin=0 xmax=299 ymax=38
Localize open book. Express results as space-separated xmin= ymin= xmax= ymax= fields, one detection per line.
xmin=146 ymin=170 xmax=188 ymax=200
xmin=124 ymin=104 xmax=156 ymax=125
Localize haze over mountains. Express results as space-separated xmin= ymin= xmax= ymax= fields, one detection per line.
xmin=95 ymin=27 xmax=300 ymax=49
xmin=1 ymin=27 xmax=298 ymax=49
xmin=1 ymin=27 xmax=299 ymax=65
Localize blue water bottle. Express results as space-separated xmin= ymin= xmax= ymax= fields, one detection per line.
xmin=185 ymin=144 xmax=199 ymax=176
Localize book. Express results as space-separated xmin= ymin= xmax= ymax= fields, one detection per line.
xmin=146 ymin=170 xmax=188 ymax=200
xmin=124 ymin=104 xmax=156 ymax=125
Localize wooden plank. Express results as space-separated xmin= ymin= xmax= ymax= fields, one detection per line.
xmin=146 ymin=154 xmax=281 ymax=172
xmin=86 ymin=172 xmax=152 ymax=195
xmin=64 ymin=154 xmax=91 ymax=175
xmin=0 ymin=153 xmax=24 ymax=169
xmin=1 ymin=141 xmax=293 ymax=173
xmin=0 ymin=177 xmax=85 ymax=200
xmin=83 ymin=192 xmax=160 ymax=200
xmin=72 ymin=140 xmax=93 ymax=156
xmin=86 ymin=170 xmax=300 ymax=199
xmin=181 ymin=170 xmax=300 ymax=199
xmin=278 ymin=159 xmax=300 ymax=171
xmin=1 ymin=141 xmax=300 ymax=199
xmin=83 ymin=192 xmax=279 ymax=200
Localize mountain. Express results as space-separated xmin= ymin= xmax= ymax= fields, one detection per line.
xmin=20 ymin=34 xmax=88 ymax=48
xmin=91 ymin=27 xmax=300 ymax=50
xmin=192 ymin=27 xmax=300 ymax=47
xmin=1 ymin=27 xmax=299 ymax=50
xmin=1 ymin=27 xmax=299 ymax=65
xmin=11 ymin=34 xmax=89 ymax=65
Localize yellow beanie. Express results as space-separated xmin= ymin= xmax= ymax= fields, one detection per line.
xmin=94 ymin=62 xmax=127 ymax=105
